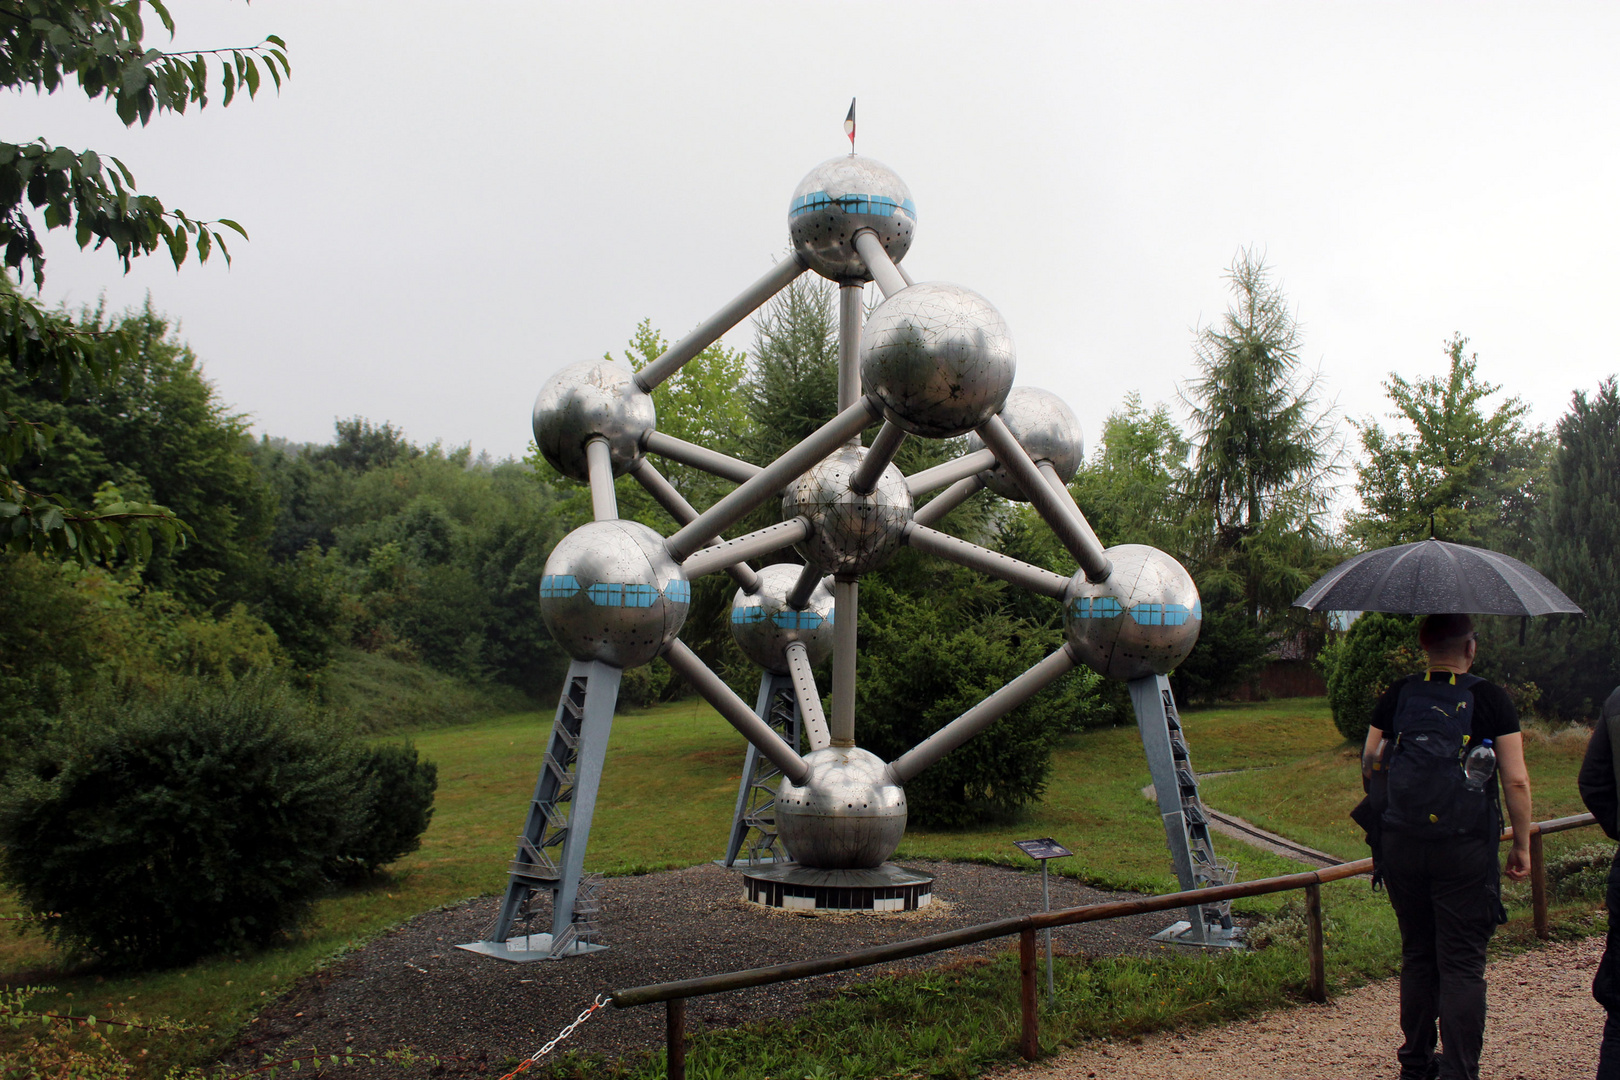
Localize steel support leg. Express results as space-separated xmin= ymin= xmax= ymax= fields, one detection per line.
xmin=458 ymin=659 xmax=622 ymax=961
xmin=723 ymin=671 xmax=802 ymax=867
xmin=1128 ymin=674 xmax=1240 ymax=948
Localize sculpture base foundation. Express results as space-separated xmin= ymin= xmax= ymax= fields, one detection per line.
xmin=741 ymin=862 xmax=933 ymax=912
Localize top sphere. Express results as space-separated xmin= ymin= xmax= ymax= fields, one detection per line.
xmin=964 ymin=387 xmax=1085 ymax=500
xmin=789 ymin=156 xmax=916 ymax=284
xmin=532 ymin=359 xmax=656 ymax=482
xmin=860 ymin=282 xmax=1016 ymax=438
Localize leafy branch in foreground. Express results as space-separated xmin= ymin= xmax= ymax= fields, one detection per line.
xmin=1 ymin=0 xmax=287 ymax=284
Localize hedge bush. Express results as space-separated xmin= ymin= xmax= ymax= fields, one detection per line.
xmin=0 ymin=675 xmax=435 ymax=968
xmin=1320 ymin=612 xmax=1421 ymax=743
xmin=325 ymin=741 xmax=438 ymax=883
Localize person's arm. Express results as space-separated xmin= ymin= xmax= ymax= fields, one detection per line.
xmin=1362 ymin=724 xmax=1386 ymax=781
xmin=1495 ymin=731 xmax=1533 ymax=882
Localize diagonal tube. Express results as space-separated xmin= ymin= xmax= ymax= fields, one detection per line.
xmin=831 ymin=578 xmax=858 ymax=747
xmin=897 ymin=261 xmax=915 ymax=287
xmin=785 ymin=561 xmax=825 ymax=611
xmin=635 ymin=254 xmax=809 ymax=392
xmin=849 ymin=420 xmax=907 ymax=495
xmin=977 ymin=414 xmax=1111 ymax=582
xmin=888 ymin=643 xmax=1079 ymax=784
xmin=1037 ymin=461 xmax=1110 ymax=579
xmin=903 ymin=523 xmax=1070 ymax=599
xmin=644 ymin=431 xmax=763 ymax=484
xmin=852 ymin=230 xmax=909 ymax=299
xmin=585 ymin=437 xmax=618 ymax=521
xmin=785 ymin=642 xmax=831 ymax=752
xmin=663 ymin=639 xmax=810 ymax=786
xmin=905 ymin=448 xmax=998 ymax=498
xmin=913 ymin=475 xmax=985 ymax=528
xmin=665 ymin=396 xmax=881 ymax=561
xmin=681 ymin=517 xmax=810 ymax=580
xmin=628 ymin=458 xmax=758 ymax=593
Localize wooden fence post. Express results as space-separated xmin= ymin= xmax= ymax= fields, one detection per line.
xmin=1019 ymin=927 xmax=1039 ymax=1061
xmin=1304 ymin=882 xmax=1327 ymax=1003
xmin=1531 ymin=830 xmax=1550 ymax=940
xmin=667 ymin=997 xmax=686 ymax=1080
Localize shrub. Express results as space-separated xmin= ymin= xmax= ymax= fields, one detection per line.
xmin=0 ymin=676 xmax=356 ymax=968
xmin=1320 ymin=612 xmax=1422 ymax=743
xmin=326 ymin=741 xmax=438 ymax=883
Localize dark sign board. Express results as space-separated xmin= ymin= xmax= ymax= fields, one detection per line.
xmin=1013 ymin=838 xmax=1073 ymax=861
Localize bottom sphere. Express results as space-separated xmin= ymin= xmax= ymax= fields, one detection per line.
xmin=776 ymin=747 xmax=907 ymax=869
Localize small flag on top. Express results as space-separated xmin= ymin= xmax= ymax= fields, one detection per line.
xmin=845 ymin=98 xmax=856 ymax=153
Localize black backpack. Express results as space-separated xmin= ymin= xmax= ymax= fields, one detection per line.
xmin=1379 ymin=673 xmax=1496 ymax=839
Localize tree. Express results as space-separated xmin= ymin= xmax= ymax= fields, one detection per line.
xmin=1070 ymin=392 xmax=1191 ymax=552
xmin=1348 ymin=334 xmax=1550 ymax=555
xmin=1511 ymin=378 xmax=1620 ymax=718
xmin=1182 ymin=250 xmax=1341 ymax=629
xmin=2 ymin=1 xmax=287 ymax=560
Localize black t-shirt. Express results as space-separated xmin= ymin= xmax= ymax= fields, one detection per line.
xmin=1370 ymin=671 xmax=1521 ymax=744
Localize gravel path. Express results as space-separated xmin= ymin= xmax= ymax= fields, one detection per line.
xmin=1004 ymin=936 xmax=1608 ymax=1080
xmin=225 ymin=860 xmax=1178 ymax=1076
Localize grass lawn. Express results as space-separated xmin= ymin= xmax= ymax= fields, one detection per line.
xmin=2 ymin=693 xmax=1607 ymax=1079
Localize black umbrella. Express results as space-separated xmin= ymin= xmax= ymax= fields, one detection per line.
xmin=1292 ymin=537 xmax=1582 ymax=617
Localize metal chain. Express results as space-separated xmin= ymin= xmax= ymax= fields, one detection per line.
xmin=495 ymin=995 xmax=607 ymax=1079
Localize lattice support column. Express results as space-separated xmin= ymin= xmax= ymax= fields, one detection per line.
xmin=723 ymin=671 xmax=802 ymax=867
xmin=1129 ymin=674 xmax=1241 ymax=948
xmin=458 ymin=659 xmax=622 ymax=962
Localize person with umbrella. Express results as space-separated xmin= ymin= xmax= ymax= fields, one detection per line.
xmin=1297 ymin=537 xmax=1578 ymax=1080
xmin=1361 ymin=613 xmax=1532 ymax=1080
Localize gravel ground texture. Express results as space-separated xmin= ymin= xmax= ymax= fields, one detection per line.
xmin=226 ymin=860 xmax=1182 ymax=1076
xmin=1002 ymin=935 xmax=1608 ymax=1080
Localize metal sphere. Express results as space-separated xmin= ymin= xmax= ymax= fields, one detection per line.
xmin=539 ymin=520 xmax=689 ymax=669
xmin=964 ymin=387 xmax=1085 ymax=501
xmin=776 ymin=747 xmax=907 ymax=869
xmin=860 ymin=282 xmax=1016 ymax=438
xmin=532 ymin=359 xmax=656 ymax=482
xmin=1063 ymin=544 xmax=1202 ymax=680
xmin=730 ymin=563 xmax=836 ymax=674
xmin=788 ymin=155 xmax=916 ymax=284
xmin=781 ymin=444 xmax=914 ymax=577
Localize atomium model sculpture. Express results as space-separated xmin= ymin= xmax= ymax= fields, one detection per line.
xmin=460 ymin=147 xmax=1238 ymax=963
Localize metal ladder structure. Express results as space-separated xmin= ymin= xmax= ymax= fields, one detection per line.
xmin=457 ymin=659 xmax=621 ymax=961
xmin=722 ymin=671 xmax=802 ymax=867
xmin=1129 ymin=673 xmax=1241 ymax=947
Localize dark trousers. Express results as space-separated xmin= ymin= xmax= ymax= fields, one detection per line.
xmin=1382 ymin=834 xmax=1500 ymax=1080
xmin=1594 ymin=875 xmax=1620 ymax=1079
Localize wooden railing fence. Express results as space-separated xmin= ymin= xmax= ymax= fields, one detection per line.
xmin=611 ymin=812 xmax=1600 ymax=1078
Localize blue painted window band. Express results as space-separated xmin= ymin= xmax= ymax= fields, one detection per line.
xmin=1071 ymin=596 xmax=1124 ymax=619
xmin=789 ymin=191 xmax=917 ymax=223
xmin=540 ymin=575 xmax=580 ymax=599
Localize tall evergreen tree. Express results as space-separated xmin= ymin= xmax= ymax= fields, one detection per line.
xmin=1182 ymin=250 xmax=1341 ymax=624
xmin=1514 ymin=378 xmax=1620 ymax=717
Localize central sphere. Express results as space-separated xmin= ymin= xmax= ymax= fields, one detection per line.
xmin=788 ymin=155 xmax=916 ymax=284
xmin=860 ymin=282 xmax=1016 ymax=438
xmin=965 ymin=387 xmax=1085 ymax=500
xmin=1063 ymin=544 xmax=1201 ymax=680
xmin=781 ymin=444 xmax=913 ymax=577
xmin=532 ymin=359 xmax=656 ymax=482
xmin=730 ymin=563 xmax=836 ymax=674
xmin=539 ymin=519 xmax=689 ymax=669
xmin=776 ymin=747 xmax=908 ymax=869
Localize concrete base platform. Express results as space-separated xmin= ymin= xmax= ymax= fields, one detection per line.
xmin=454 ymin=933 xmax=609 ymax=963
xmin=742 ymin=862 xmax=933 ymax=912
xmin=1151 ymin=920 xmax=1246 ymax=949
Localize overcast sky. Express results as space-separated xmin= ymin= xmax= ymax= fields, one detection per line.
xmin=12 ymin=2 xmax=1620 ymax=496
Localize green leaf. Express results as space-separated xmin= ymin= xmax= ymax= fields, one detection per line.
xmin=216 ymin=219 xmax=249 ymax=239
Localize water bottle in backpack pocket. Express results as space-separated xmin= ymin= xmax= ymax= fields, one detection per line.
xmin=1380 ymin=673 xmax=1494 ymax=839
